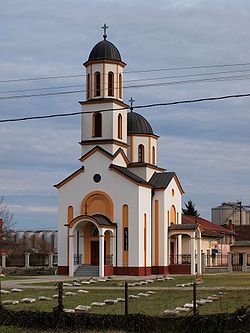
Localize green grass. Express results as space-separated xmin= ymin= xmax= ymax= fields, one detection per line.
xmin=1 ymin=286 xmax=249 ymax=316
xmin=22 ymin=273 xmax=250 ymax=288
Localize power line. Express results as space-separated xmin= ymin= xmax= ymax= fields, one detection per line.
xmin=2 ymin=73 xmax=250 ymax=101
xmin=2 ymin=68 xmax=250 ymax=95
xmin=1 ymin=92 xmax=250 ymax=123
xmin=2 ymin=61 xmax=250 ymax=83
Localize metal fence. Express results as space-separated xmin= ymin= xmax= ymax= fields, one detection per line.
xmin=29 ymin=253 xmax=49 ymax=266
xmin=205 ymin=254 xmax=228 ymax=267
xmin=6 ymin=255 xmax=25 ymax=267
xmin=0 ymin=277 xmax=249 ymax=317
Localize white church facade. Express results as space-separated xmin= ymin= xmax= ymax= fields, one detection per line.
xmin=55 ymin=27 xmax=203 ymax=277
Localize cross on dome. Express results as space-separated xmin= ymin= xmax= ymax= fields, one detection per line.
xmin=102 ymin=23 xmax=108 ymax=40
xmin=129 ymin=97 xmax=135 ymax=111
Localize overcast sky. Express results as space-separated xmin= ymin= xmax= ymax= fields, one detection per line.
xmin=0 ymin=0 xmax=250 ymax=230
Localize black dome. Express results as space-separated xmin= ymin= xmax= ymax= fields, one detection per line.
xmin=88 ymin=39 xmax=122 ymax=62
xmin=127 ymin=112 xmax=154 ymax=135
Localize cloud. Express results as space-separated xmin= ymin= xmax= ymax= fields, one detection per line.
xmin=1 ymin=0 xmax=250 ymax=227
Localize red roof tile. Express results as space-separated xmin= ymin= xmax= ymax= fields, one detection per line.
xmin=182 ymin=215 xmax=235 ymax=236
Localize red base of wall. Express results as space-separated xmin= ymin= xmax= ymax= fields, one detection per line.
xmin=114 ymin=267 xmax=152 ymax=276
xmin=151 ymin=266 xmax=169 ymax=275
xmin=168 ymin=264 xmax=191 ymax=274
xmin=58 ymin=266 xmax=69 ymax=275
xmin=104 ymin=265 xmax=114 ymax=276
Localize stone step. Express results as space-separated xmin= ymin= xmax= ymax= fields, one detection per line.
xmin=74 ymin=265 xmax=99 ymax=277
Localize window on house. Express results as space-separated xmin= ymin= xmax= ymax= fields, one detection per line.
xmin=152 ymin=146 xmax=155 ymax=164
xmin=118 ymin=113 xmax=122 ymax=139
xmin=119 ymin=73 xmax=122 ymax=99
xmin=93 ymin=112 xmax=102 ymax=137
xmin=94 ymin=71 xmax=101 ymax=97
xmin=108 ymin=71 xmax=114 ymax=96
xmin=138 ymin=144 xmax=145 ymax=162
xmin=124 ymin=227 xmax=128 ymax=251
xmin=87 ymin=73 xmax=90 ymax=99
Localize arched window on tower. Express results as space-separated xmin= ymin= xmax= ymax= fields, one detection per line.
xmin=93 ymin=112 xmax=102 ymax=137
xmin=119 ymin=73 xmax=122 ymax=99
xmin=94 ymin=71 xmax=101 ymax=97
xmin=87 ymin=73 xmax=90 ymax=99
xmin=138 ymin=144 xmax=145 ymax=162
xmin=118 ymin=113 xmax=122 ymax=139
xmin=152 ymin=146 xmax=156 ymax=165
xmin=108 ymin=71 xmax=114 ymax=96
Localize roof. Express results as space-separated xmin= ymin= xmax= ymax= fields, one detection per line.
xmin=233 ymin=240 xmax=250 ymax=247
xmin=169 ymin=223 xmax=198 ymax=231
xmin=234 ymin=225 xmax=250 ymax=241
xmin=149 ymin=172 xmax=175 ymax=188
xmin=85 ymin=39 xmax=125 ymax=65
xmin=92 ymin=214 xmax=113 ymax=226
xmin=127 ymin=112 xmax=154 ymax=135
xmin=149 ymin=172 xmax=184 ymax=193
xmin=182 ymin=215 xmax=235 ymax=236
xmin=109 ymin=164 xmax=151 ymax=187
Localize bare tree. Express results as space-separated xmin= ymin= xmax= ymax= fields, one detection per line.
xmin=0 ymin=196 xmax=16 ymax=245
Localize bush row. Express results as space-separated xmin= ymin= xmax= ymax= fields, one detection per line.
xmin=0 ymin=306 xmax=249 ymax=332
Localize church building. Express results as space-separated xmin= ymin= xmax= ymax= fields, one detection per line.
xmin=55 ymin=26 xmax=203 ymax=277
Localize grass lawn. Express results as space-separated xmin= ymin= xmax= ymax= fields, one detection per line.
xmin=19 ymin=272 xmax=250 ymax=288
xmin=1 ymin=286 xmax=249 ymax=316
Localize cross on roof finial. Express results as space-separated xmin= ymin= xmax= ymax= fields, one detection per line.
xmin=129 ymin=97 xmax=135 ymax=112
xmin=102 ymin=23 xmax=108 ymax=40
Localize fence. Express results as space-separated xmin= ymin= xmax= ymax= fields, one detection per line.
xmin=6 ymin=255 xmax=25 ymax=267
xmin=0 ymin=276 xmax=249 ymax=318
xmin=205 ymin=254 xmax=228 ymax=267
xmin=29 ymin=253 xmax=49 ymax=266
xmin=2 ymin=253 xmax=57 ymax=269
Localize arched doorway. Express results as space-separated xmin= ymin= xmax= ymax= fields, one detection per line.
xmin=67 ymin=215 xmax=115 ymax=277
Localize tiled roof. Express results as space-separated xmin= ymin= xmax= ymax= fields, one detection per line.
xmin=110 ymin=164 xmax=151 ymax=187
xmin=233 ymin=240 xmax=250 ymax=246
xmin=234 ymin=225 xmax=250 ymax=241
xmin=169 ymin=223 xmax=197 ymax=231
xmin=182 ymin=215 xmax=235 ymax=236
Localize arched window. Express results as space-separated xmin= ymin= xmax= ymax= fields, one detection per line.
xmin=87 ymin=73 xmax=90 ymax=99
xmin=119 ymin=73 xmax=122 ymax=99
xmin=138 ymin=144 xmax=145 ymax=162
xmin=93 ymin=112 xmax=102 ymax=137
xmin=124 ymin=227 xmax=128 ymax=251
xmin=170 ymin=205 xmax=176 ymax=224
xmin=108 ymin=71 xmax=114 ymax=96
xmin=118 ymin=113 xmax=122 ymax=139
xmin=67 ymin=206 xmax=73 ymax=224
xmin=152 ymin=146 xmax=155 ymax=164
xmin=94 ymin=71 xmax=101 ymax=97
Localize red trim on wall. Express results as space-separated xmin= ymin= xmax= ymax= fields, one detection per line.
xmin=169 ymin=264 xmax=191 ymax=275
xmin=104 ymin=265 xmax=114 ymax=276
xmin=57 ymin=266 xmax=69 ymax=275
xmin=114 ymin=267 xmax=152 ymax=276
xmin=151 ymin=266 xmax=169 ymax=275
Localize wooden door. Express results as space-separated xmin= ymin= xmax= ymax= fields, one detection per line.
xmin=91 ymin=241 xmax=99 ymax=265
xmin=170 ymin=242 xmax=175 ymax=264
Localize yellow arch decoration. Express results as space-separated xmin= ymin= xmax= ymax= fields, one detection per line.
xmin=81 ymin=190 xmax=114 ymax=220
xmin=170 ymin=205 xmax=176 ymax=224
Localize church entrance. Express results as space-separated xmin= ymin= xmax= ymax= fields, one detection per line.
xmin=91 ymin=241 xmax=99 ymax=265
xmin=90 ymin=240 xmax=107 ymax=265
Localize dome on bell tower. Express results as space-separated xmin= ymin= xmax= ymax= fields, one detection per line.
xmin=88 ymin=39 xmax=122 ymax=62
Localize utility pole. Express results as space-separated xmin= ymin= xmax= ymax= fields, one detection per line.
xmin=238 ymin=201 xmax=242 ymax=226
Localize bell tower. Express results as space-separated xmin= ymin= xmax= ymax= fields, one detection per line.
xmin=79 ymin=25 xmax=129 ymax=157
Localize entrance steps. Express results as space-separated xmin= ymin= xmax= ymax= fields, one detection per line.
xmin=74 ymin=264 xmax=99 ymax=277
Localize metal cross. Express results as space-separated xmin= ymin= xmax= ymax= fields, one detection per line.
xmin=129 ymin=97 xmax=135 ymax=111
xmin=102 ymin=23 xmax=108 ymax=39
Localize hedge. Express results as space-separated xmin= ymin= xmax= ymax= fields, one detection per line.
xmin=0 ymin=306 xmax=249 ymax=332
